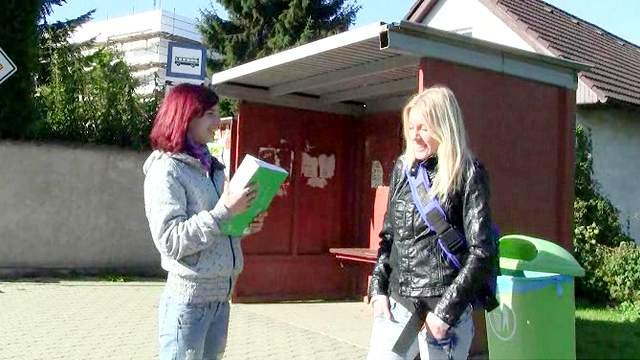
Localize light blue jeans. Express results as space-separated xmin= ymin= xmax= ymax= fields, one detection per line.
xmin=367 ymin=297 xmax=474 ymax=360
xmin=158 ymin=292 xmax=230 ymax=360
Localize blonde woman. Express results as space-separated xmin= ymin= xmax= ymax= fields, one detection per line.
xmin=367 ymin=86 xmax=498 ymax=360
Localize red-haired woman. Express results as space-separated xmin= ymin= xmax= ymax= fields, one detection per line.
xmin=143 ymin=84 xmax=265 ymax=360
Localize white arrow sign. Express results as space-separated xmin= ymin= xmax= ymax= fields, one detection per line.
xmin=0 ymin=47 xmax=18 ymax=85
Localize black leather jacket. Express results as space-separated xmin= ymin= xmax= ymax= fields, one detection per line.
xmin=369 ymin=156 xmax=498 ymax=326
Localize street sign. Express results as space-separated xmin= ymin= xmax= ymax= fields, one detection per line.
xmin=0 ymin=47 xmax=17 ymax=85
xmin=166 ymin=42 xmax=207 ymax=82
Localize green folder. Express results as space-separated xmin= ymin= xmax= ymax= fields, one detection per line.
xmin=221 ymin=154 xmax=289 ymax=236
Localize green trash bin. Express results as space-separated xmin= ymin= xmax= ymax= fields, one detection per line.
xmin=486 ymin=234 xmax=585 ymax=360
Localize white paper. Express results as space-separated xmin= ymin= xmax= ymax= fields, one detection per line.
xmin=371 ymin=161 xmax=384 ymax=188
xmin=319 ymin=154 xmax=336 ymax=179
xmin=301 ymin=153 xmax=319 ymax=178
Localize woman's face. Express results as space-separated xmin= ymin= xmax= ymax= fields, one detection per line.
xmin=188 ymin=105 xmax=220 ymax=145
xmin=408 ymin=107 xmax=440 ymax=160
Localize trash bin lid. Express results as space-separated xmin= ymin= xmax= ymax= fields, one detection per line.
xmin=498 ymin=234 xmax=585 ymax=277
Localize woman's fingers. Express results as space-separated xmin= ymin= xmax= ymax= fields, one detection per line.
xmin=245 ymin=217 xmax=265 ymax=235
xmin=382 ymin=306 xmax=392 ymax=320
xmin=251 ymin=216 xmax=264 ymax=226
xmin=228 ymin=186 xmax=269 ymax=219
xmin=254 ymin=212 xmax=267 ymax=222
xmin=243 ymin=185 xmax=258 ymax=203
xmin=244 ymin=184 xmax=258 ymax=194
xmin=371 ymin=296 xmax=394 ymax=321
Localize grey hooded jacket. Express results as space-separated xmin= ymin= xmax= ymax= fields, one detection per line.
xmin=143 ymin=150 xmax=243 ymax=303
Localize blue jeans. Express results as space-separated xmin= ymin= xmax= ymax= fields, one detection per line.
xmin=158 ymin=292 xmax=230 ymax=360
xmin=367 ymin=297 xmax=474 ymax=360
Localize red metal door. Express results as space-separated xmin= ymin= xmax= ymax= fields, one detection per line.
xmin=232 ymin=102 xmax=358 ymax=301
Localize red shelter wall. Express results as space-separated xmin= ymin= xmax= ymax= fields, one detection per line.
xmin=419 ymin=58 xmax=576 ymax=250
xmin=231 ymin=58 xmax=576 ymax=302
xmin=232 ymin=102 xmax=358 ymax=301
xmin=355 ymin=112 xmax=403 ymax=250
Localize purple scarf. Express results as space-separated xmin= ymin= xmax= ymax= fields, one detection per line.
xmin=184 ymin=137 xmax=213 ymax=173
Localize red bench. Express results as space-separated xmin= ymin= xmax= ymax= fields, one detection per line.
xmin=329 ymin=247 xmax=378 ymax=301
xmin=329 ymin=247 xmax=378 ymax=264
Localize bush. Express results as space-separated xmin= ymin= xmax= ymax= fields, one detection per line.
xmin=573 ymin=124 xmax=638 ymax=305
xmin=618 ymin=300 xmax=640 ymax=321
xmin=18 ymin=6 xmax=163 ymax=149
xmin=574 ymin=222 xmax=610 ymax=303
xmin=601 ymin=242 xmax=640 ymax=305
xmin=33 ymin=44 xmax=161 ymax=149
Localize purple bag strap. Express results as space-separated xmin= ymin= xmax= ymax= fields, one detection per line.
xmin=405 ymin=166 xmax=463 ymax=269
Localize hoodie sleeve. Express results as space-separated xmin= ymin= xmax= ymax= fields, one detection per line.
xmin=144 ymin=160 xmax=232 ymax=261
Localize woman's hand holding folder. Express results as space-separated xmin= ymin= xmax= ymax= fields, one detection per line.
xmin=222 ymin=180 xmax=257 ymax=216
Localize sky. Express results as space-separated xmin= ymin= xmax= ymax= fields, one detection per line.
xmin=46 ymin=0 xmax=640 ymax=46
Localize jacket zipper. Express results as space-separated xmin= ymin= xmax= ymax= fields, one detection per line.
xmin=228 ymin=235 xmax=235 ymax=297
xmin=211 ymin=171 xmax=236 ymax=297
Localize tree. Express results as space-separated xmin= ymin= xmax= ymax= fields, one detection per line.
xmin=0 ymin=0 xmax=94 ymax=139
xmin=31 ymin=0 xmax=160 ymax=148
xmin=37 ymin=0 xmax=96 ymax=87
xmin=39 ymin=0 xmax=68 ymax=21
xmin=199 ymin=0 xmax=360 ymax=72
xmin=198 ymin=0 xmax=360 ymax=117
xmin=0 ymin=0 xmax=40 ymax=138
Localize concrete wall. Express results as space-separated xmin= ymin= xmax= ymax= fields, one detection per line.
xmin=0 ymin=141 xmax=161 ymax=276
xmin=578 ymin=108 xmax=640 ymax=243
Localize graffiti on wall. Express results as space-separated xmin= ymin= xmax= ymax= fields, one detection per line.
xmin=371 ymin=160 xmax=384 ymax=188
xmin=258 ymin=139 xmax=294 ymax=196
xmin=301 ymin=152 xmax=335 ymax=189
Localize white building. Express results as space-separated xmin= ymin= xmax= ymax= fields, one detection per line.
xmin=405 ymin=0 xmax=640 ymax=242
xmin=70 ymin=9 xmax=214 ymax=94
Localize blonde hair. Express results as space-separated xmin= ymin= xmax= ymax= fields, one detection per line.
xmin=401 ymin=86 xmax=475 ymax=202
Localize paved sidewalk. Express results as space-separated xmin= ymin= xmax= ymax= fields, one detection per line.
xmin=0 ymin=279 xmax=371 ymax=359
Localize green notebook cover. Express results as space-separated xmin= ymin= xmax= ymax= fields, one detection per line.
xmin=221 ymin=154 xmax=289 ymax=236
